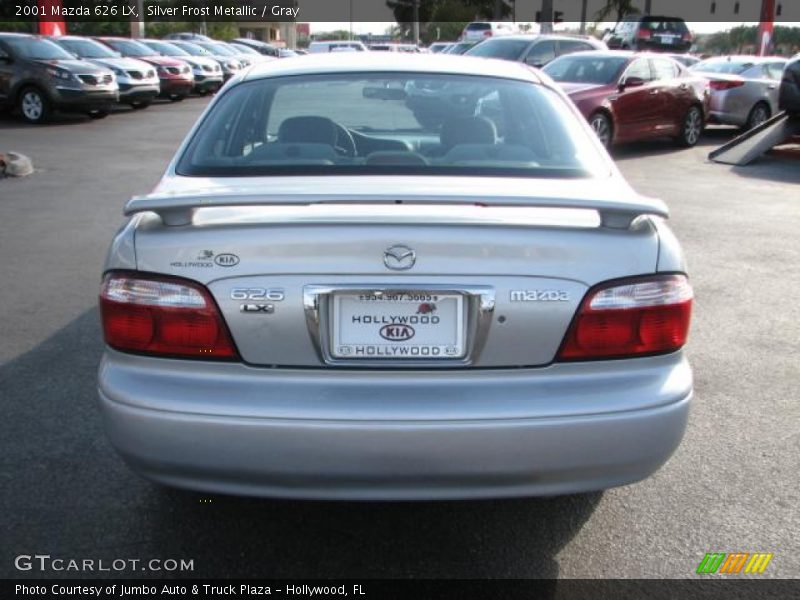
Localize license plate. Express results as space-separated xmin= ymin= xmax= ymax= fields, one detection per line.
xmin=659 ymin=35 xmax=677 ymax=44
xmin=331 ymin=291 xmax=466 ymax=359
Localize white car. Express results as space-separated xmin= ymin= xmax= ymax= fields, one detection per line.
xmin=308 ymin=40 xmax=368 ymax=53
xmin=461 ymin=22 xmax=518 ymax=42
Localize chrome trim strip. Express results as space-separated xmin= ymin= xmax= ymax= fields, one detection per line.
xmin=303 ymin=284 xmax=495 ymax=368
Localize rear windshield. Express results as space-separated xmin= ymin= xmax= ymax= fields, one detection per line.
xmin=641 ymin=17 xmax=689 ymax=33
xmin=467 ymin=23 xmax=491 ymax=31
xmin=693 ymin=58 xmax=755 ymax=74
xmin=544 ymin=55 xmax=629 ymax=85
xmin=177 ymin=73 xmax=607 ymax=179
xmin=466 ymin=39 xmax=532 ymax=61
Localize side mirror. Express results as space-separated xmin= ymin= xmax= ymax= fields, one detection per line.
xmin=619 ymin=76 xmax=645 ymax=90
xmin=524 ymin=56 xmax=544 ymax=68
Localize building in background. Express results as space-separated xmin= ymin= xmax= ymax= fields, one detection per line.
xmin=236 ymin=22 xmax=297 ymax=48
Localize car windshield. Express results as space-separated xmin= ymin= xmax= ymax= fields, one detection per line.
xmin=467 ymin=23 xmax=491 ymax=31
xmin=466 ymin=39 xmax=532 ymax=60
xmin=106 ymin=39 xmax=154 ymax=57
xmin=198 ymin=42 xmax=234 ymax=56
xmin=4 ymin=37 xmax=74 ymax=60
xmin=177 ymin=72 xmax=608 ymax=179
xmin=172 ymin=42 xmax=207 ymax=56
xmin=544 ymin=55 xmax=629 ymax=84
xmin=692 ymin=58 xmax=755 ymax=75
xmin=230 ymin=43 xmax=259 ymax=55
xmin=57 ymin=38 xmax=116 ymax=59
xmin=448 ymin=43 xmax=475 ymax=55
xmin=144 ymin=40 xmax=189 ymax=56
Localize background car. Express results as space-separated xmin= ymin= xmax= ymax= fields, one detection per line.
xmin=190 ymin=41 xmax=247 ymax=77
xmin=163 ymin=32 xmax=212 ymax=42
xmin=604 ymin=17 xmax=693 ymax=53
xmin=97 ymin=37 xmax=193 ymax=102
xmin=308 ymin=40 xmax=368 ymax=53
xmin=461 ymin=21 xmax=517 ymax=42
xmin=52 ymin=35 xmax=159 ymax=109
xmin=544 ymin=50 xmax=709 ymax=148
xmin=665 ymin=53 xmax=701 ymax=68
xmin=231 ymin=37 xmax=281 ymax=58
xmin=465 ymin=34 xmax=606 ymax=68
xmin=140 ymin=39 xmax=222 ymax=95
xmin=0 ymin=33 xmax=118 ymax=123
xmin=691 ymin=55 xmax=787 ymax=130
xmin=168 ymin=41 xmax=242 ymax=81
xmin=780 ymin=55 xmax=800 ymax=114
xmin=227 ymin=41 xmax=278 ymax=64
xmin=443 ymin=41 xmax=478 ymax=55
xmin=427 ymin=42 xmax=452 ymax=54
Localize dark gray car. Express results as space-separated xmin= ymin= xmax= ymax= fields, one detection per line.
xmin=0 ymin=33 xmax=118 ymax=123
xmin=465 ymin=34 xmax=606 ymax=68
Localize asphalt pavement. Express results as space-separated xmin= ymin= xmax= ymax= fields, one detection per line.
xmin=1 ymin=99 xmax=798 ymax=579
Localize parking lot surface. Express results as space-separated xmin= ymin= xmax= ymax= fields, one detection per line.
xmin=1 ymin=100 xmax=798 ymax=579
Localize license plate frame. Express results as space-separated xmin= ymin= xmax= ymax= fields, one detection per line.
xmin=331 ymin=290 xmax=466 ymax=360
xmin=303 ymin=285 xmax=496 ymax=368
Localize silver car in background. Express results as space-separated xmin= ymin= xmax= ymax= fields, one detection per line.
xmin=52 ymin=36 xmax=159 ymax=109
xmin=98 ymin=54 xmax=693 ymax=500
xmin=692 ymin=55 xmax=787 ymax=130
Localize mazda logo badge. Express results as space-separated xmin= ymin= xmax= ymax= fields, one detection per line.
xmin=383 ymin=245 xmax=416 ymax=271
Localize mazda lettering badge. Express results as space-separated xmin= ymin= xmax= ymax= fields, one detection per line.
xmin=383 ymin=245 xmax=416 ymax=271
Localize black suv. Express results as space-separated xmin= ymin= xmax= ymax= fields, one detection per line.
xmin=603 ymin=17 xmax=692 ymax=53
xmin=0 ymin=33 xmax=119 ymax=123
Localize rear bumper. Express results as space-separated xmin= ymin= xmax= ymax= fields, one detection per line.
xmin=98 ymin=350 xmax=692 ymax=500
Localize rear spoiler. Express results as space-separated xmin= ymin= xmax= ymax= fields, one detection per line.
xmin=124 ymin=192 xmax=668 ymax=229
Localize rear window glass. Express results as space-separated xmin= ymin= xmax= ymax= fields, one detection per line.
xmin=177 ymin=73 xmax=608 ymax=179
xmin=467 ymin=23 xmax=491 ymax=31
xmin=641 ymin=18 xmax=689 ymax=33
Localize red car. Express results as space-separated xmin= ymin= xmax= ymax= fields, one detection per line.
xmin=543 ymin=51 xmax=710 ymax=148
xmin=96 ymin=37 xmax=194 ymax=102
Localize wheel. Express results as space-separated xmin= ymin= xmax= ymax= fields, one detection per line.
xmin=675 ymin=105 xmax=703 ymax=148
xmin=129 ymin=100 xmax=151 ymax=110
xmin=169 ymin=94 xmax=186 ymax=103
xmin=18 ymin=87 xmax=51 ymax=124
xmin=196 ymin=88 xmax=210 ymax=97
xmin=87 ymin=108 xmax=110 ymax=120
xmin=745 ymin=102 xmax=770 ymax=131
xmin=589 ymin=112 xmax=613 ymax=148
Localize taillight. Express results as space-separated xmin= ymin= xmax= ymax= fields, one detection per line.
xmin=682 ymin=32 xmax=693 ymax=42
xmin=709 ymin=79 xmax=745 ymax=91
xmin=557 ymin=275 xmax=693 ymax=361
xmin=99 ymin=272 xmax=239 ymax=360
xmin=636 ymin=28 xmax=652 ymax=40
xmin=483 ymin=30 xmax=493 ymax=37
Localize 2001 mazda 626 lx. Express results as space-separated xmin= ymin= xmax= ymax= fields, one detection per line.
xmin=98 ymin=53 xmax=693 ymax=500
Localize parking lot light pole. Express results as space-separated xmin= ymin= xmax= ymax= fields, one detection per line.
xmin=130 ymin=0 xmax=145 ymax=38
xmin=540 ymin=0 xmax=554 ymax=34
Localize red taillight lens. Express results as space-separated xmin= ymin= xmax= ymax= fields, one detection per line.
xmin=682 ymin=32 xmax=693 ymax=42
xmin=483 ymin=30 xmax=493 ymax=37
xmin=709 ymin=79 xmax=745 ymax=91
xmin=636 ymin=28 xmax=652 ymax=40
xmin=558 ymin=275 xmax=693 ymax=360
xmin=99 ymin=272 xmax=239 ymax=360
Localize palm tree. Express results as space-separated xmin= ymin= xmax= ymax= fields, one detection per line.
xmin=594 ymin=0 xmax=640 ymax=25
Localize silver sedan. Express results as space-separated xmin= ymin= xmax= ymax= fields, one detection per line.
xmin=692 ymin=55 xmax=787 ymax=130
xmin=98 ymin=54 xmax=694 ymax=500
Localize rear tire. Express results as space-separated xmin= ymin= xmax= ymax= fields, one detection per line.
xmin=744 ymin=102 xmax=770 ymax=131
xmin=589 ymin=112 xmax=613 ymax=148
xmin=18 ymin=87 xmax=51 ymax=124
xmin=169 ymin=94 xmax=186 ymax=103
xmin=129 ymin=100 xmax=151 ymax=110
xmin=675 ymin=105 xmax=703 ymax=148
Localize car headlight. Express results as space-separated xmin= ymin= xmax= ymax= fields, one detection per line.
xmin=46 ymin=67 xmax=73 ymax=81
xmin=202 ymin=64 xmax=213 ymax=72
xmin=156 ymin=66 xmax=168 ymax=76
xmin=227 ymin=60 xmax=240 ymax=70
xmin=112 ymin=67 xmax=127 ymax=77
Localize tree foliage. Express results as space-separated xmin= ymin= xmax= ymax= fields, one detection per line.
xmin=702 ymin=25 xmax=800 ymax=55
xmin=593 ymin=0 xmax=639 ymax=25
